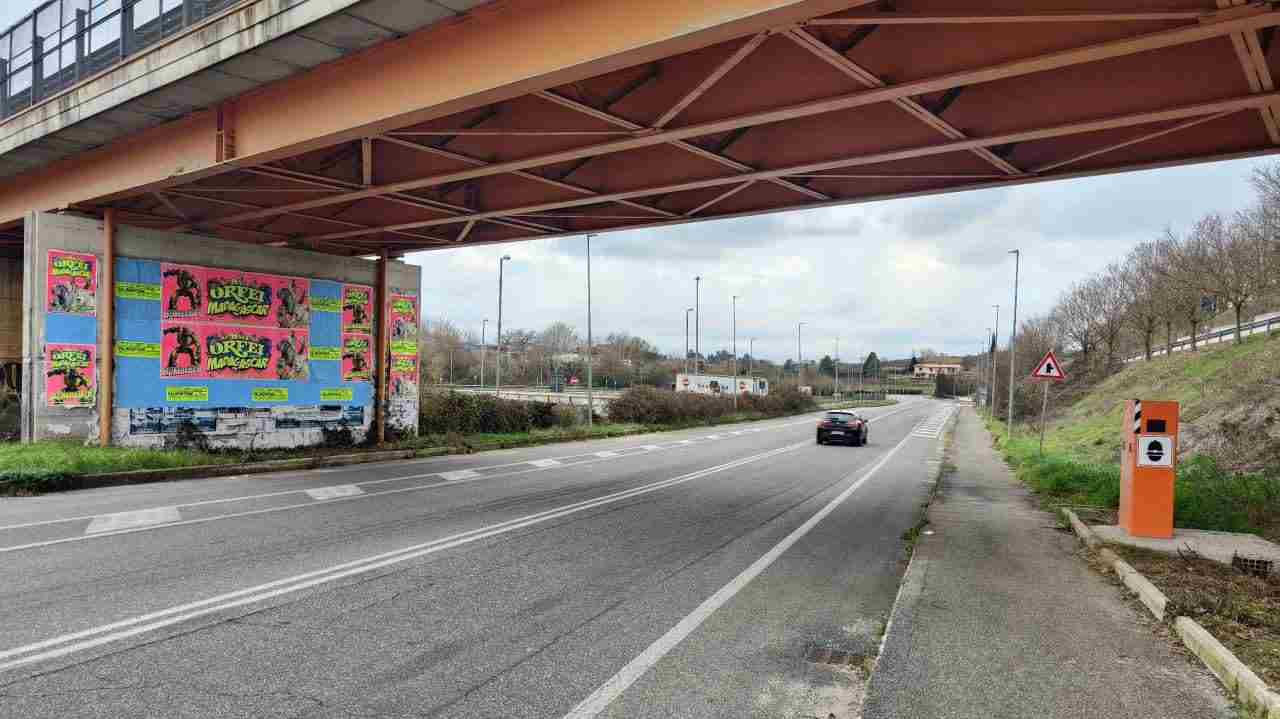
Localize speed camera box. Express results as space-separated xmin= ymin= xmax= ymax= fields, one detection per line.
xmin=1119 ymin=400 xmax=1179 ymax=539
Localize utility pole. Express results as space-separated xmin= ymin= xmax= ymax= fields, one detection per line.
xmin=834 ymin=335 xmax=840 ymax=399
xmin=684 ymin=308 xmax=693 ymax=376
xmin=497 ymin=255 xmax=511 ymax=395
xmin=481 ymin=318 xmax=488 ymax=387
xmin=797 ymin=322 xmax=806 ymax=383
xmin=694 ymin=276 xmax=701 ymax=374
xmin=1007 ymin=250 xmax=1020 ymax=438
xmin=749 ymin=338 xmax=755 ymax=377
xmin=732 ymin=295 xmax=738 ymax=412
xmin=585 ymin=234 xmax=595 ymax=429
xmin=990 ymin=305 xmax=999 ymax=413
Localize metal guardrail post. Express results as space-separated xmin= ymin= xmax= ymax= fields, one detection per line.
xmin=0 ymin=59 xmax=7 ymax=120
xmin=30 ymin=35 xmax=43 ymax=105
xmin=121 ymin=1 xmax=133 ymax=60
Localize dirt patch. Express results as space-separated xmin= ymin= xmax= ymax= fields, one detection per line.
xmin=1110 ymin=544 xmax=1280 ymax=689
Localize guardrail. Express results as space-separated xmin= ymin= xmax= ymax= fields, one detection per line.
xmin=1126 ymin=313 xmax=1279 ymax=362
xmin=1 ymin=0 xmax=247 ymax=121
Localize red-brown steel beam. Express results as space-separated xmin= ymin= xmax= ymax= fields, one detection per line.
xmin=0 ymin=0 xmax=875 ymax=226
xmin=172 ymin=8 xmax=1280 ymax=231
xmin=300 ymin=91 xmax=1280 ymax=241
xmin=805 ymin=9 xmax=1209 ymax=25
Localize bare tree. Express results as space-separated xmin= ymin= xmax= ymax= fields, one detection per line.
xmin=1161 ymin=226 xmax=1213 ymax=351
xmin=1091 ymin=265 xmax=1130 ymax=372
xmin=539 ymin=322 xmax=579 ymax=355
xmin=1053 ymin=280 xmax=1099 ymax=373
xmin=1121 ymin=241 xmax=1164 ymax=361
xmin=1185 ymin=213 xmax=1270 ymax=343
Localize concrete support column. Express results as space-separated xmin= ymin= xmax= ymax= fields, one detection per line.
xmin=99 ymin=209 xmax=116 ymax=446
xmin=375 ymin=249 xmax=388 ymax=445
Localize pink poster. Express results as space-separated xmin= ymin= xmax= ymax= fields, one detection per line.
xmin=205 ymin=268 xmax=311 ymax=329
xmin=45 ymin=344 xmax=96 ymax=407
xmin=342 ymin=284 xmax=374 ymax=335
xmin=342 ymin=334 xmax=373 ymax=383
xmin=161 ymin=263 xmax=311 ymax=328
xmin=161 ymin=322 xmax=311 ymax=381
xmin=161 ymin=263 xmax=207 ymax=321
xmin=46 ymin=250 xmax=97 ymax=316
xmin=389 ymin=354 xmax=418 ymax=399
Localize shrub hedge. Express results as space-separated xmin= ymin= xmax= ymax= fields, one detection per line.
xmin=419 ymin=391 xmax=581 ymax=435
xmin=607 ymin=386 xmax=818 ymax=425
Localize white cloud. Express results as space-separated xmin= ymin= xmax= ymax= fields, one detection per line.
xmin=403 ymin=157 xmax=1268 ymax=363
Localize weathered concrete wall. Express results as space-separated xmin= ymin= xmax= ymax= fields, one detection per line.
xmin=21 ymin=211 xmax=421 ymax=448
xmin=0 ymin=257 xmax=20 ymax=363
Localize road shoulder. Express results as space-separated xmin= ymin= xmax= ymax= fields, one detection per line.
xmin=863 ymin=406 xmax=1232 ymax=719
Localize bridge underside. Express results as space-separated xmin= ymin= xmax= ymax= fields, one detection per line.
xmin=6 ymin=0 xmax=1280 ymax=257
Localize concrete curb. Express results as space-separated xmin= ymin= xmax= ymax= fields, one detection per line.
xmin=1062 ymin=509 xmax=1280 ymax=717
xmin=1175 ymin=617 xmax=1280 ymax=719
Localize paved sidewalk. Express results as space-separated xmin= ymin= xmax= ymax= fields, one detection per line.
xmin=863 ymin=407 xmax=1231 ymax=719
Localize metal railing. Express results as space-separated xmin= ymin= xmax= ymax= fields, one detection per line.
xmin=1126 ymin=313 xmax=1280 ymax=362
xmin=1 ymin=0 xmax=247 ymax=122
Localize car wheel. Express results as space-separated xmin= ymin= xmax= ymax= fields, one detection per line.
xmin=816 ymin=435 xmax=823 ymax=445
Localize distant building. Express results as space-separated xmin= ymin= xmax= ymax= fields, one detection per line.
xmin=914 ymin=363 xmax=963 ymax=378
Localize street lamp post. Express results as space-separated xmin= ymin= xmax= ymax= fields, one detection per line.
xmin=797 ymin=322 xmax=806 ymax=383
xmin=684 ymin=307 xmax=693 ymax=376
xmin=990 ymin=305 xmax=999 ymax=412
xmin=694 ymin=276 xmax=701 ymax=374
xmin=749 ymin=338 xmax=755 ymax=378
xmin=585 ymin=234 xmax=595 ymax=429
xmin=1007 ymin=251 xmax=1020 ymax=438
xmin=497 ymin=255 xmax=511 ymax=396
xmin=731 ymin=295 xmax=738 ymax=411
xmin=834 ymin=335 xmax=840 ymax=399
xmin=481 ymin=318 xmax=488 ymax=387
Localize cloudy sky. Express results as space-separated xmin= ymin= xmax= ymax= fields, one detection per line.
xmin=407 ymin=157 xmax=1270 ymax=364
xmin=1 ymin=5 xmax=1270 ymax=363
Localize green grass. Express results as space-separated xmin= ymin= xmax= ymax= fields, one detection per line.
xmin=987 ymin=416 xmax=1280 ymax=541
xmin=0 ymin=441 xmax=235 ymax=492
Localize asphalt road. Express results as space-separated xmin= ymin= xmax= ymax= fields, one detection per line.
xmin=0 ymin=396 xmax=948 ymax=718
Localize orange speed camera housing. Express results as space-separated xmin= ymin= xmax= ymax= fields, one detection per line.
xmin=1119 ymin=400 xmax=1179 ymax=539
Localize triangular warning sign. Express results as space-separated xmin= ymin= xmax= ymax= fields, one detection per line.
xmin=1031 ymin=350 xmax=1067 ymax=382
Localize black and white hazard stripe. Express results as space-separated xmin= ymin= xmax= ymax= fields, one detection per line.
xmin=1132 ymin=399 xmax=1142 ymax=434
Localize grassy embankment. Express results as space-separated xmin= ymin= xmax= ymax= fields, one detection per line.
xmin=987 ymin=332 xmax=1280 ymax=542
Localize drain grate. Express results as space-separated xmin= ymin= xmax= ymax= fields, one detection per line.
xmin=805 ymin=642 xmax=865 ymax=667
xmin=1232 ymin=553 xmax=1274 ymax=578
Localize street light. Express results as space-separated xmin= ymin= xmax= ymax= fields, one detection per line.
xmin=749 ymin=338 xmax=755 ymax=378
xmin=684 ymin=307 xmax=694 ymax=376
xmin=497 ymin=255 xmax=511 ymax=395
xmin=481 ymin=318 xmax=488 ymax=387
xmin=585 ymin=234 xmax=595 ymax=429
xmin=797 ymin=322 xmax=806 ymax=383
xmin=834 ymin=334 xmax=840 ymax=400
xmin=1007 ymin=250 xmax=1020 ymax=438
xmin=694 ymin=276 xmax=701 ymax=374
xmin=731 ymin=295 xmax=739 ymax=411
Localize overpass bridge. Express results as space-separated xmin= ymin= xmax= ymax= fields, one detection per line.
xmin=2 ymin=0 xmax=1279 ymax=448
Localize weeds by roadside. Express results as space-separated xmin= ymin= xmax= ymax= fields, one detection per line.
xmin=985 ymin=415 xmax=1280 ymax=542
xmin=1110 ymin=544 xmax=1280 ymax=690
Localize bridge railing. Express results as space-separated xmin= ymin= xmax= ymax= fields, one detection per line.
xmin=1 ymin=0 xmax=247 ymax=122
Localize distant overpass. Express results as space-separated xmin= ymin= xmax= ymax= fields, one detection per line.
xmin=4 ymin=0 xmax=1280 ymax=255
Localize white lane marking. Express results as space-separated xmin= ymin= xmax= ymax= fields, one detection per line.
xmin=85 ymin=507 xmax=181 ymax=535
xmin=562 ymin=419 xmax=923 ymax=719
xmin=0 ymin=415 xmax=830 ymax=533
xmin=594 ymin=451 xmax=619 ymax=459
xmin=0 ymin=441 xmax=809 ymax=675
xmin=705 ymin=434 xmax=722 ymax=440
xmin=439 ymin=469 xmax=481 ymax=482
xmin=911 ymin=406 xmax=957 ymax=439
xmin=641 ymin=445 xmax=661 ymax=451
xmin=529 ymin=459 xmax=562 ymax=468
xmin=0 ymin=403 xmax=926 ymax=552
xmin=678 ymin=440 xmax=694 ymax=445
xmin=304 ymin=485 xmax=364 ymax=501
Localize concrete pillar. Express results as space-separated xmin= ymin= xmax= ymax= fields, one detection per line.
xmin=99 ymin=209 xmax=115 ymax=446
xmin=375 ymin=249 xmax=388 ymax=444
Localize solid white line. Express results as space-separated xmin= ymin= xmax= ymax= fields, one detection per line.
xmin=561 ymin=421 xmax=922 ymax=719
xmin=0 ymin=403 xmax=923 ymax=551
xmin=0 ymin=441 xmax=809 ymax=674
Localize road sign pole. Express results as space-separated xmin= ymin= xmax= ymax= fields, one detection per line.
xmin=1039 ymin=381 xmax=1049 ymax=455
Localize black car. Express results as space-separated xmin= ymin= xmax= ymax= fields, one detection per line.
xmin=816 ymin=410 xmax=868 ymax=446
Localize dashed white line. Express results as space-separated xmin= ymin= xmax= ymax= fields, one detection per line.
xmin=594 ymin=451 xmax=619 ymax=458
xmin=439 ymin=469 xmax=482 ymax=482
xmin=85 ymin=507 xmax=181 ymax=535
xmin=304 ymin=485 xmax=364 ymax=501
xmin=529 ymin=459 xmax=562 ymax=468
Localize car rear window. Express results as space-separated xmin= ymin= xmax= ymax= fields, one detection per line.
xmin=825 ymin=412 xmax=853 ymax=422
